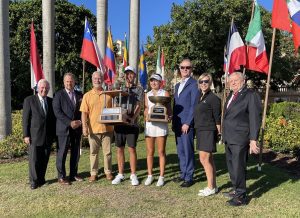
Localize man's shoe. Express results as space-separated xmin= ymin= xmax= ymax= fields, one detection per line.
xmin=180 ymin=181 xmax=193 ymax=188
xmin=112 ymin=174 xmax=125 ymax=185
xmin=106 ymin=173 xmax=114 ymax=181
xmin=88 ymin=175 xmax=98 ymax=183
xmin=227 ymin=197 xmax=246 ymax=206
xmin=70 ymin=176 xmax=83 ymax=182
xmin=173 ymin=177 xmax=184 ymax=183
xmin=58 ymin=178 xmax=70 ymax=185
xmin=30 ymin=184 xmax=38 ymax=190
xmin=130 ymin=174 xmax=139 ymax=186
xmin=222 ymin=190 xmax=236 ymax=198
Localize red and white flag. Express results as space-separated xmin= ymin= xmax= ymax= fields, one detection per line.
xmin=160 ymin=48 xmax=166 ymax=87
xmin=30 ymin=21 xmax=44 ymax=88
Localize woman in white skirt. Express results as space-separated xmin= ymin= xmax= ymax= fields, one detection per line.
xmin=144 ymin=73 xmax=172 ymax=186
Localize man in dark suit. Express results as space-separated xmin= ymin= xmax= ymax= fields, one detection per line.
xmin=222 ymin=71 xmax=261 ymax=206
xmin=172 ymin=58 xmax=200 ymax=187
xmin=53 ymin=73 xmax=83 ymax=185
xmin=22 ymin=79 xmax=56 ymax=190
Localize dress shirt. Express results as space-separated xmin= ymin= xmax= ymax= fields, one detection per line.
xmin=178 ymin=77 xmax=190 ymax=97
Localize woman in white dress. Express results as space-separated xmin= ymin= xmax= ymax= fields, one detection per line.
xmin=144 ymin=73 xmax=172 ymax=186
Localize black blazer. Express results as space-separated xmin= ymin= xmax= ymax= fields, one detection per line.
xmin=194 ymin=90 xmax=221 ymax=131
xmin=222 ymin=86 xmax=262 ymax=146
xmin=53 ymin=89 xmax=82 ymax=136
xmin=22 ymin=95 xmax=56 ymax=147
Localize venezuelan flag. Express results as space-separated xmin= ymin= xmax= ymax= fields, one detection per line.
xmin=139 ymin=45 xmax=148 ymax=90
xmin=104 ymin=29 xmax=116 ymax=85
xmin=123 ymin=33 xmax=128 ymax=69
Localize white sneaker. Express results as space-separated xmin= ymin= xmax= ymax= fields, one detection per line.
xmin=144 ymin=175 xmax=154 ymax=186
xmin=130 ymin=174 xmax=139 ymax=186
xmin=198 ymin=187 xmax=218 ymax=196
xmin=156 ymin=176 xmax=165 ymax=187
xmin=111 ymin=174 xmax=124 ymax=185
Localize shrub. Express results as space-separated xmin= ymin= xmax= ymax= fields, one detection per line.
xmin=0 ymin=110 xmax=26 ymax=159
xmin=264 ymin=102 xmax=300 ymax=154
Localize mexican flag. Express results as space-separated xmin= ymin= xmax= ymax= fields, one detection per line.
xmin=245 ymin=0 xmax=269 ymax=74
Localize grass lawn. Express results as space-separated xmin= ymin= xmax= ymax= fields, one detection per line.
xmin=0 ymin=131 xmax=299 ymax=217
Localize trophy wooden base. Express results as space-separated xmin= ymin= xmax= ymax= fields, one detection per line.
xmin=98 ymin=107 xmax=128 ymax=124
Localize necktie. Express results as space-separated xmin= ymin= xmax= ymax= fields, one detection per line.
xmin=41 ymin=98 xmax=47 ymax=115
xmin=69 ymin=92 xmax=76 ymax=106
xmin=227 ymin=92 xmax=238 ymax=108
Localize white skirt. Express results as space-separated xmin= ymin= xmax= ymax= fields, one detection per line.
xmin=145 ymin=121 xmax=168 ymax=137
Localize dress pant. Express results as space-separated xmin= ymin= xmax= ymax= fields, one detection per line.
xmin=29 ymin=144 xmax=51 ymax=186
xmin=225 ymin=143 xmax=249 ymax=198
xmin=56 ymin=130 xmax=81 ymax=179
xmin=88 ymin=132 xmax=112 ymax=176
xmin=175 ymin=128 xmax=195 ymax=182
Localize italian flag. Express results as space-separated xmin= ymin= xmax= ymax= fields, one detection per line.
xmin=245 ymin=0 xmax=269 ymax=74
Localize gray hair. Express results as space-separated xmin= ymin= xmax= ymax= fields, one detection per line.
xmin=92 ymin=71 xmax=104 ymax=80
xmin=63 ymin=72 xmax=76 ymax=81
xmin=229 ymin=71 xmax=245 ymax=81
xmin=37 ymin=79 xmax=50 ymax=89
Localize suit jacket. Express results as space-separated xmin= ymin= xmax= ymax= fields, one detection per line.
xmin=172 ymin=77 xmax=200 ymax=133
xmin=53 ymin=89 xmax=83 ymax=136
xmin=22 ymin=95 xmax=56 ymax=147
xmin=222 ymin=86 xmax=262 ymax=146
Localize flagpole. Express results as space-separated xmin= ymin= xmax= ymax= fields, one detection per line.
xmin=243 ymin=0 xmax=256 ymax=76
xmin=258 ymin=28 xmax=276 ymax=171
xmin=82 ymin=60 xmax=85 ymax=94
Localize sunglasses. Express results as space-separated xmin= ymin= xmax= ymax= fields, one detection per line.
xmin=199 ymin=80 xmax=210 ymax=84
xmin=180 ymin=66 xmax=192 ymax=70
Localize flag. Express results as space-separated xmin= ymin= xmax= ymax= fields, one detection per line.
xmin=139 ymin=45 xmax=148 ymax=90
xmin=30 ymin=21 xmax=44 ymax=89
xmin=104 ymin=29 xmax=116 ymax=85
xmin=160 ymin=48 xmax=166 ymax=87
xmin=223 ymin=46 xmax=228 ymax=73
xmin=156 ymin=46 xmax=162 ymax=75
xmin=271 ymin=0 xmax=292 ymax=32
xmin=245 ymin=0 xmax=269 ymax=74
xmin=80 ymin=18 xmax=105 ymax=73
xmin=287 ymin=0 xmax=300 ymax=53
xmin=123 ymin=33 xmax=128 ymax=69
xmin=225 ymin=22 xmax=246 ymax=74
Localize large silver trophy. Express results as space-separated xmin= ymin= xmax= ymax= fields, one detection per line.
xmin=98 ymin=88 xmax=129 ymax=124
xmin=148 ymin=96 xmax=171 ymax=122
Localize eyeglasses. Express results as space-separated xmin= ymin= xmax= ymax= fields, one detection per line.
xmin=199 ymin=80 xmax=210 ymax=84
xmin=180 ymin=66 xmax=192 ymax=70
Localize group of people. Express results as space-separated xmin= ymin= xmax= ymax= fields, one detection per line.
xmin=22 ymin=58 xmax=262 ymax=207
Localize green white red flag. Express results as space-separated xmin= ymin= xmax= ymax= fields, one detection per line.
xmin=245 ymin=0 xmax=269 ymax=74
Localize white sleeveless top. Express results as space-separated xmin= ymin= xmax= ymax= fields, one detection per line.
xmin=145 ymin=89 xmax=168 ymax=137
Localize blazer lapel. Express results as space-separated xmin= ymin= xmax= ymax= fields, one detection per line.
xmin=178 ymin=78 xmax=192 ymax=97
xmin=35 ymin=95 xmax=46 ymax=117
xmin=63 ymin=89 xmax=75 ymax=110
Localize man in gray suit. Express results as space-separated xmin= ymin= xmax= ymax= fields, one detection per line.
xmin=22 ymin=79 xmax=56 ymax=190
xmin=53 ymin=73 xmax=83 ymax=185
xmin=222 ymin=72 xmax=261 ymax=206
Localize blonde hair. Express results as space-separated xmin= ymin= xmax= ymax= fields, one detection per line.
xmin=198 ymin=73 xmax=213 ymax=86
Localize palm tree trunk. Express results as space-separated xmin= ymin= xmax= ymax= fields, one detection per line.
xmin=0 ymin=0 xmax=12 ymax=140
xmin=97 ymin=0 xmax=108 ymax=59
xmin=42 ymin=0 xmax=55 ymax=97
xmin=129 ymin=0 xmax=140 ymax=76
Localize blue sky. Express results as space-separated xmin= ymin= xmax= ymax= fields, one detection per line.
xmin=69 ymin=0 xmax=273 ymax=43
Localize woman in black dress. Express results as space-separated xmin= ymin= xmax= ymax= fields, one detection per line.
xmin=194 ymin=73 xmax=221 ymax=197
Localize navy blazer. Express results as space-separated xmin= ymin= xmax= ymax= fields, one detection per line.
xmin=222 ymin=86 xmax=262 ymax=146
xmin=53 ymin=89 xmax=83 ymax=136
xmin=22 ymin=95 xmax=56 ymax=146
xmin=172 ymin=77 xmax=200 ymax=133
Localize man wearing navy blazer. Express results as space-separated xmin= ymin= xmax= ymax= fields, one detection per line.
xmin=53 ymin=73 xmax=83 ymax=185
xmin=172 ymin=58 xmax=200 ymax=187
xmin=222 ymin=72 xmax=261 ymax=206
xmin=22 ymin=79 xmax=56 ymax=189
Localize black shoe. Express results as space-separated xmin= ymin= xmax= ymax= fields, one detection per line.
xmin=222 ymin=190 xmax=236 ymax=198
xmin=173 ymin=177 xmax=184 ymax=183
xmin=227 ymin=196 xmax=246 ymax=206
xmin=30 ymin=184 xmax=38 ymax=190
xmin=180 ymin=181 xmax=193 ymax=188
xmin=70 ymin=176 xmax=84 ymax=182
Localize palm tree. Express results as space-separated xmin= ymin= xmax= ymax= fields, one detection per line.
xmin=42 ymin=0 xmax=55 ymax=97
xmin=129 ymin=0 xmax=140 ymax=75
xmin=0 ymin=0 xmax=12 ymax=140
xmin=97 ymin=0 xmax=108 ymax=59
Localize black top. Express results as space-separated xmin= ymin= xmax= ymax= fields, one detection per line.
xmin=193 ymin=90 xmax=221 ymax=131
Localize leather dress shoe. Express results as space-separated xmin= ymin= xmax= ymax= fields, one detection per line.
xmin=70 ymin=176 xmax=83 ymax=182
xmin=89 ymin=175 xmax=98 ymax=183
xmin=222 ymin=190 xmax=236 ymax=198
xmin=30 ymin=184 xmax=38 ymax=190
xmin=227 ymin=196 xmax=246 ymax=206
xmin=58 ymin=178 xmax=70 ymax=185
xmin=180 ymin=181 xmax=193 ymax=188
xmin=173 ymin=177 xmax=184 ymax=183
xmin=106 ymin=173 xmax=114 ymax=181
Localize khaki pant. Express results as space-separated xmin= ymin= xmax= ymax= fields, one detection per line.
xmin=88 ymin=132 xmax=112 ymax=176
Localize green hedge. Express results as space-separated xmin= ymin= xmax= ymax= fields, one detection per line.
xmin=264 ymin=102 xmax=300 ymax=154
